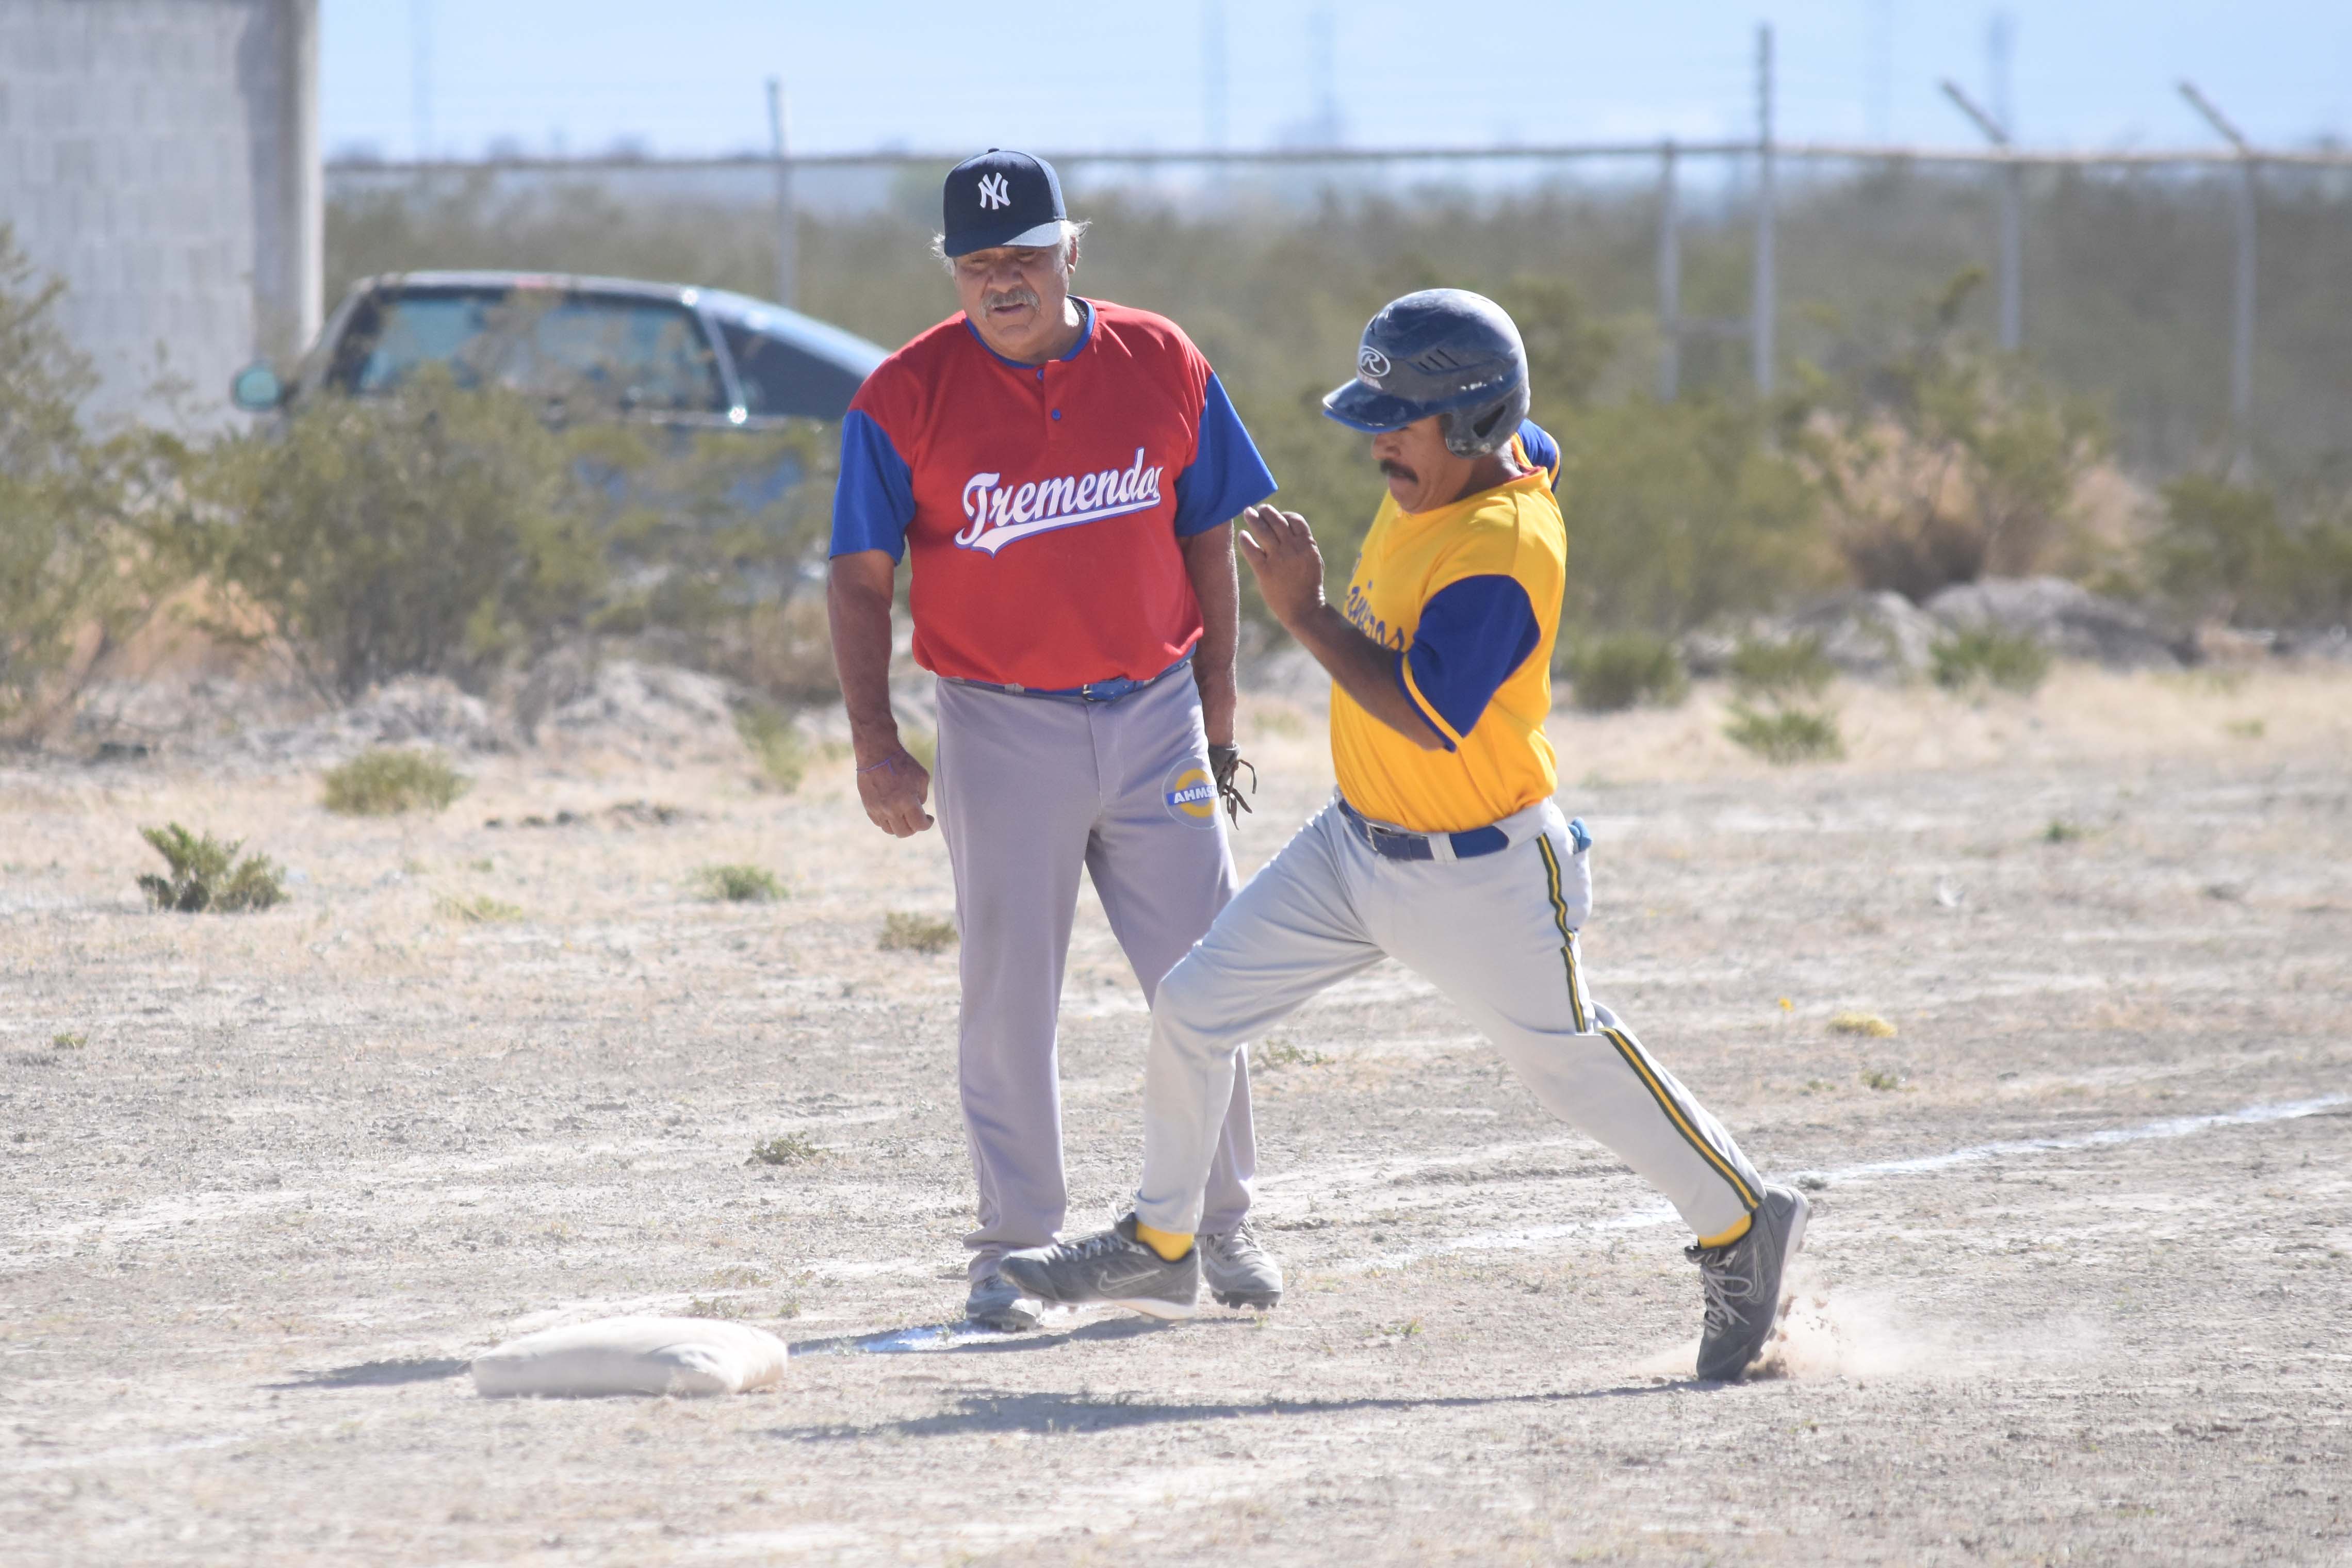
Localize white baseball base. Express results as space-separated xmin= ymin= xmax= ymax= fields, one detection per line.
xmin=470 ymin=1315 xmax=790 ymax=1398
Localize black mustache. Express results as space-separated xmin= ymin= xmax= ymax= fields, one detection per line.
xmin=1379 ymin=459 xmax=1417 ymax=482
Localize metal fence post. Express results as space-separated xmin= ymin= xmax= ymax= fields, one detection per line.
xmin=1752 ymin=25 xmax=1775 ymax=397
xmin=1941 ymin=79 xmax=2020 ymax=350
xmin=2181 ymin=82 xmax=2257 ymax=470
xmin=1656 ymin=140 xmax=1680 ymax=401
xmin=765 ymin=78 xmax=797 ymax=309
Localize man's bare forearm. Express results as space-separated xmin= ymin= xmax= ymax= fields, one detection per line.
xmin=826 ymin=552 xmax=903 ymax=760
xmin=1283 ymin=604 xmax=1447 ymax=751
xmin=1179 ymin=524 xmax=1239 ymax=746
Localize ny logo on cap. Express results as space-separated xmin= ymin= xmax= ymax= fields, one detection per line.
xmin=977 ymin=173 xmax=1011 ymax=210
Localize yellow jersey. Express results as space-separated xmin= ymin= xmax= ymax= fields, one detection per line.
xmin=1328 ymin=422 xmax=1564 ymax=834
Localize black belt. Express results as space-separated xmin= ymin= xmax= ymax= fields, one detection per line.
xmin=1336 ymin=796 xmax=1511 ymax=862
xmin=948 ymin=653 xmax=1192 ymax=704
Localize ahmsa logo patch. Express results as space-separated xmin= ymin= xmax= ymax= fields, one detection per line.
xmin=957 ymin=447 xmax=1165 ymax=557
xmin=1163 ymin=761 xmax=1218 ymax=825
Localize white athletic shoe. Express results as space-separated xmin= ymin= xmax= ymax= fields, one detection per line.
xmin=965 ymin=1269 xmax=1043 ymax=1332
xmin=1200 ymin=1219 xmax=1283 ymax=1309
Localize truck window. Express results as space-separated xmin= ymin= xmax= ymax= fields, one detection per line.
xmin=328 ymin=289 xmax=726 ymax=413
xmin=717 ymin=321 xmax=867 ymax=419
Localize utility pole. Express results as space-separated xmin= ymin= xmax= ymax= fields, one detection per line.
xmin=1656 ymin=141 xmax=1680 ymax=401
xmin=411 ymin=0 xmax=432 ymax=160
xmin=1942 ymin=78 xmax=2021 ymax=351
xmin=1202 ymin=0 xmax=1229 ymax=152
xmin=2180 ymin=80 xmax=2257 ymax=472
xmin=1751 ymin=23 xmax=1775 ymax=396
xmin=1868 ymin=0 xmax=1894 ymax=143
xmin=765 ymin=79 xmax=797 ymax=309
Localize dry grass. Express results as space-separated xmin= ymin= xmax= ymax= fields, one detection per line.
xmin=320 ymin=748 xmax=471 ymax=816
xmin=879 ymin=910 xmax=956 ymax=954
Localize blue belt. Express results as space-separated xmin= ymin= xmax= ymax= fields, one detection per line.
xmin=1336 ymin=796 xmax=1512 ymax=862
xmin=950 ymin=653 xmax=1192 ymax=704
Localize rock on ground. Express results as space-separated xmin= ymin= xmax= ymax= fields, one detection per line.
xmin=1925 ymin=576 xmax=2188 ymax=669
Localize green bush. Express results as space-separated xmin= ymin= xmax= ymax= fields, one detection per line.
xmin=734 ymin=705 xmax=807 ymax=790
xmin=1729 ymin=633 xmax=1835 ymax=699
xmin=193 ymin=370 xmax=607 ymax=700
xmin=1930 ymin=627 xmax=2051 ymax=694
xmin=1561 ymin=632 xmax=1689 ymax=712
xmin=1723 ymin=701 xmax=1845 ymax=764
xmin=1799 ymin=270 xmax=2106 ymax=601
xmin=697 ymin=863 xmax=784 ymax=903
xmin=0 ymin=227 xmax=181 ymax=733
xmin=1555 ymin=396 xmax=1832 ymax=640
xmin=2152 ymin=471 xmax=2352 ymax=629
xmin=136 ymin=824 xmax=287 ymax=913
xmin=320 ymin=748 xmax=471 ymax=815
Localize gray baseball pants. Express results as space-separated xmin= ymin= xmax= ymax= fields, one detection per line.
xmin=1134 ymin=795 xmax=1764 ymax=1243
xmin=933 ymin=666 xmax=1256 ymax=1283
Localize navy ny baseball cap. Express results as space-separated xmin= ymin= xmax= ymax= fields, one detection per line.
xmin=941 ymin=148 xmax=1068 ymax=257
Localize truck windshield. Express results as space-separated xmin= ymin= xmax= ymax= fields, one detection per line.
xmin=327 ymin=288 xmax=725 ymax=413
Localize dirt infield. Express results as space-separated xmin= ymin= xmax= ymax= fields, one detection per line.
xmin=5 ymin=667 xmax=2349 ymax=1566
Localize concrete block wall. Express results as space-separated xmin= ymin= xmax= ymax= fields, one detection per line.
xmin=0 ymin=0 xmax=318 ymax=429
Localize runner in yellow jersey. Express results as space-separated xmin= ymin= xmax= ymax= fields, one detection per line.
xmin=1004 ymin=290 xmax=1810 ymax=1381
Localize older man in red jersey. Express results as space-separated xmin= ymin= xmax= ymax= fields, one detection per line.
xmin=826 ymin=150 xmax=1284 ymax=1330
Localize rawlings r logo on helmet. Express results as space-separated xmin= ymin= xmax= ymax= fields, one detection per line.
xmin=1320 ymin=288 xmax=1532 ymax=458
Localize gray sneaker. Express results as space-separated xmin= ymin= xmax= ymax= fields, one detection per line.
xmin=965 ymin=1269 xmax=1043 ymax=1332
xmin=1688 ymin=1184 xmax=1810 ymax=1382
xmin=999 ymin=1214 xmax=1199 ymax=1320
xmin=1199 ymin=1219 xmax=1283 ymax=1309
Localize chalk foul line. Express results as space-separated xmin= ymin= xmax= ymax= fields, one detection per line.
xmin=777 ymin=1092 xmax=2352 ymax=1355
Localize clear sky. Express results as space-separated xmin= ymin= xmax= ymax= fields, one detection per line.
xmin=322 ymin=1 xmax=2352 ymax=163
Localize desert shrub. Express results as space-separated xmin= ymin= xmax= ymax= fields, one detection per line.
xmin=436 ymin=893 xmax=523 ymax=924
xmin=1556 ymin=396 xmax=1832 ymax=638
xmin=320 ymin=747 xmax=471 ymax=814
xmin=697 ymin=863 xmax=784 ymax=903
xmin=0 ymin=228 xmax=184 ymax=734
xmin=2150 ymin=471 xmax=2352 ymax=629
xmin=1729 ymin=633 xmax=1835 ymax=698
xmin=746 ymin=1132 xmax=821 ymax=1166
xmin=1723 ymin=701 xmax=1844 ymax=764
xmin=1561 ymin=632 xmax=1689 ymax=712
xmin=1828 ymin=1010 xmax=1898 ymax=1038
xmin=879 ymin=911 xmax=957 ymax=954
xmin=1800 ymin=271 xmax=2105 ymax=602
xmin=136 ymin=824 xmax=287 ymax=913
xmin=1930 ymin=627 xmax=2051 ymax=694
xmin=193 ymin=369 xmax=607 ymax=700
xmin=734 ymin=705 xmax=808 ymax=790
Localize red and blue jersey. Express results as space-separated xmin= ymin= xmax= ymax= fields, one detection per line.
xmin=830 ymin=299 xmax=1277 ymax=689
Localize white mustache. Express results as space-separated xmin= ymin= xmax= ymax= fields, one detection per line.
xmin=984 ymin=288 xmax=1039 ymax=312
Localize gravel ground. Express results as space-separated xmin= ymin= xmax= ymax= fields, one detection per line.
xmin=4 ymin=666 xmax=2349 ymax=1566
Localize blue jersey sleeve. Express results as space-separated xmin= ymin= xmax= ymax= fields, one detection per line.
xmin=829 ymin=409 xmax=917 ymax=561
xmin=1398 ymin=575 xmax=1543 ymax=748
xmin=1171 ymin=372 xmax=1278 ymax=538
xmin=1515 ymin=419 xmax=1562 ymax=491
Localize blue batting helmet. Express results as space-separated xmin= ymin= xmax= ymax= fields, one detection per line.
xmin=1322 ymin=289 xmax=1530 ymax=458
